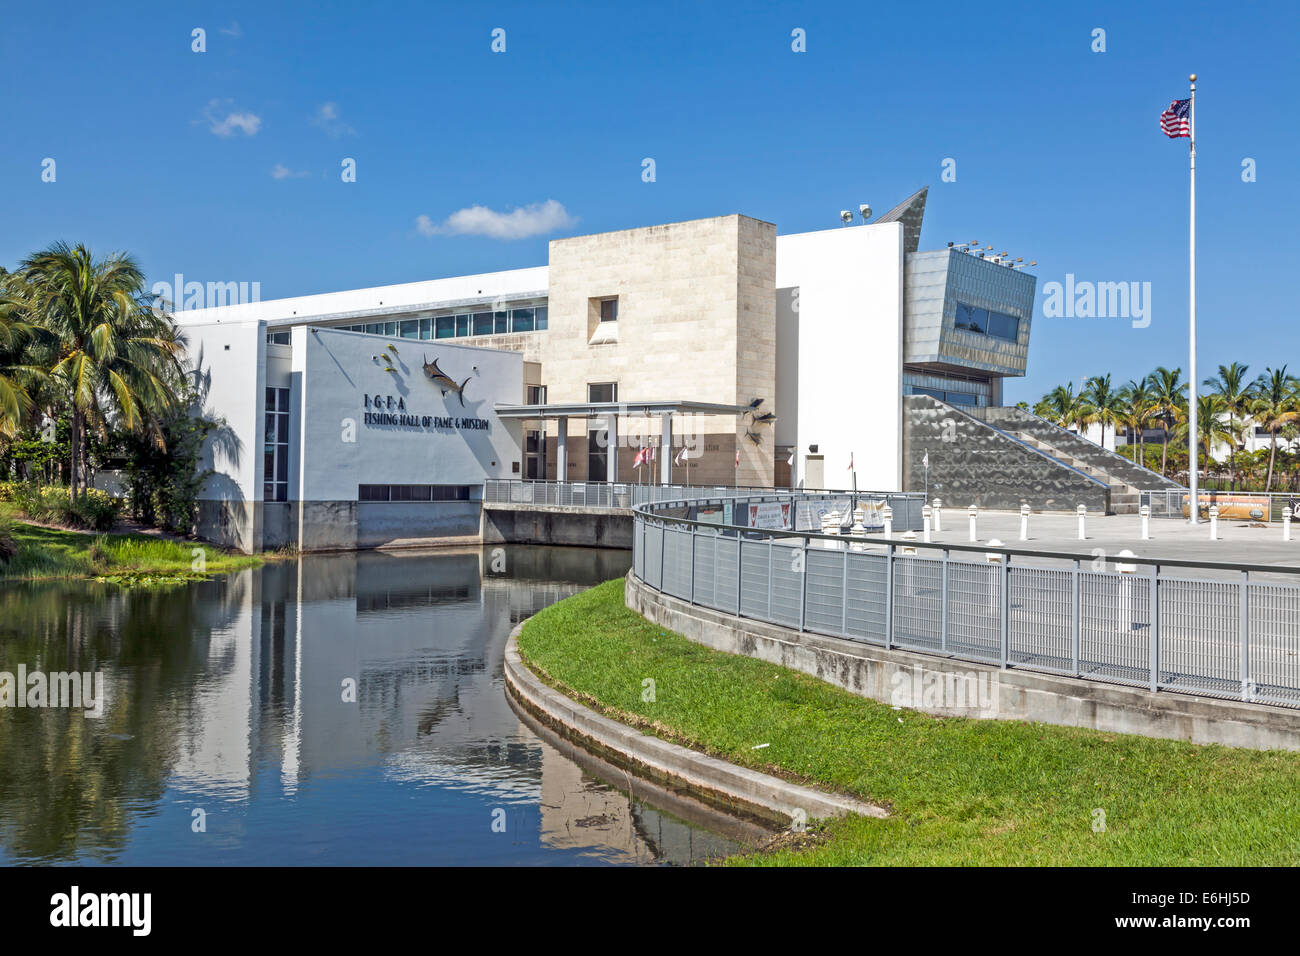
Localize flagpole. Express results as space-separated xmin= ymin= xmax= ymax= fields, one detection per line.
xmin=1187 ymin=73 xmax=1199 ymax=524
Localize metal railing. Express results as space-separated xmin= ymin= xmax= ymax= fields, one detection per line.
xmin=1141 ymin=488 xmax=1300 ymax=522
xmin=632 ymin=492 xmax=1300 ymax=709
xmin=483 ymin=478 xmax=925 ymax=525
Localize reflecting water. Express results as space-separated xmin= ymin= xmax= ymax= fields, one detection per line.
xmin=0 ymin=546 xmax=758 ymax=866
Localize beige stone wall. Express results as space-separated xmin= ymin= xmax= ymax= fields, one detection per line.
xmin=538 ymin=214 xmax=777 ymax=486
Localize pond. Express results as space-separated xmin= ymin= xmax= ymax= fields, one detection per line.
xmin=0 ymin=546 xmax=762 ymax=866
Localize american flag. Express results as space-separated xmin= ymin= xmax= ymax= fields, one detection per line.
xmin=1160 ymin=98 xmax=1190 ymax=138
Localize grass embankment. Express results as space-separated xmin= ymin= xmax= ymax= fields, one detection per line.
xmin=0 ymin=504 xmax=262 ymax=584
xmin=518 ymin=579 xmax=1300 ymax=866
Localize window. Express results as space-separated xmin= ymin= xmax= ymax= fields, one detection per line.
xmin=357 ymin=484 xmax=471 ymax=502
xmin=525 ymin=429 xmax=544 ymax=479
xmin=510 ymin=307 xmax=535 ymax=333
xmin=955 ymin=303 xmax=1019 ymax=342
xmin=600 ymin=298 xmax=619 ymax=322
xmin=455 ymin=314 xmax=470 ymax=337
xmin=419 ymin=317 xmax=433 ymax=339
xmin=586 ymin=383 xmax=617 ymax=482
xmin=263 ymin=387 xmax=290 ymax=502
xmin=526 ymin=384 xmax=547 ymax=405
xmin=493 ymin=311 xmax=510 ymax=334
xmin=471 ymin=312 xmax=492 ymax=336
xmin=400 ymin=319 xmax=419 ymax=338
xmin=587 ymin=382 xmax=617 ymax=403
xmin=436 ymin=315 xmax=456 ymax=339
xmin=535 ymin=306 xmax=548 ymax=330
xmin=366 ymin=322 xmax=383 ymax=335
xmin=266 ymin=330 xmax=291 ymax=345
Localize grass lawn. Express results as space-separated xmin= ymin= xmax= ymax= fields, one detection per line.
xmin=0 ymin=503 xmax=263 ymax=584
xmin=518 ymin=579 xmax=1300 ymax=866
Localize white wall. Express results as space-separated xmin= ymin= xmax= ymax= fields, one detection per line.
xmin=185 ymin=320 xmax=266 ymax=506
xmin=292 ymin=326 xmax=524 ymax=502
xmin=776 ymin=222 xmax=905 ymax=491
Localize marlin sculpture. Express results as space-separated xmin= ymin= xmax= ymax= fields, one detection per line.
xmin=422 ymin=355 xmax=470 ymax=407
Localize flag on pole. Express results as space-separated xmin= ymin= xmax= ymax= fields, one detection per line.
xmin=633 ymin=446 xmax=647 ymax=468
xmin=922 ymin=451 xmax=929 ymax=470
xmin=787 ymin=449 xmax=795 ymax=466
xmin=847 ymin=452 xmax=854 ymax=471
xmin=648 ymin=443 xmax=655 ymax=462
xmin=1160 ymin=98 xmax=1190 ymax=138
xmin=735 ymin=448 xmax=740 ymax=468
xmin=674 ymin=446 xmax=688 ymax=466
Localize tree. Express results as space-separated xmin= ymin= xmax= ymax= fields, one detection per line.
xmin=1148 ymin=366 xmax=1186 ymax=477
xmin=0 ymin=270 xmax=46 ymax=438
xmin=1082 ymin=374 xmax=1123 ymax=449
xmin=15 ymin=243 xmax=183 ymax=500
xmin=1204 ymin=362 xmax=1251 ymax=490
xmin=1173 ymin=393 xmax=1233 ymax=486
xmin=1119 ymin=377 xmax=1156 ymax=465
xmin=1035 ymin=383 xmax=1090 ymax=432
xmin=1248 ymin=366 xmax=1300 ymax=492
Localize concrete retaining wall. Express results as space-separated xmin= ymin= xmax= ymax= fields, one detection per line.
xmin=626 ymin=572 xmax=1300 ymax=752
xmin=482 ymin=504 xmax=633 ymax=548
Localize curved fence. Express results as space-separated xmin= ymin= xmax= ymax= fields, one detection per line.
xmin=631 ymin=492 xmax=1300 ymax=709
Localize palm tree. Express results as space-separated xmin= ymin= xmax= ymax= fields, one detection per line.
xmin=15 ymin=243 xmax=183 ymax=500
xmin=1148 ymin=366 xmax=1186 ymax=477
xmin=1119 ymin=377 xmax=1156 ymax=465
xmin=1035 ymin=383 xmax=1092 ymax=433
xmin=1173 ymin=393 xmax=1233 ymax=486
xmin=0 ymin=270 xmax=47 ymax=437
xmin=1082 ymin=374 xmax=1124 ymax=449
xmin=1248 ymin=366 xmax=1300 ymax=492
xmin=1204 ymin=362 xmax=1251 ymax=490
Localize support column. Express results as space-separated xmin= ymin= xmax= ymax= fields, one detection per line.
xmin=608 ymin=413 xmax=618 ymax=484
xmin=660 ymin=413 xmax=672 ymax=484
xmin=555 ymin=416 xmax=567 ymax=481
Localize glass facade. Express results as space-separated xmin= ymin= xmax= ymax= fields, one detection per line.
xmin=263 ymin=387 xmax=290 ymax=502
xmin=338 ymin=305 xmax=547 ymax=340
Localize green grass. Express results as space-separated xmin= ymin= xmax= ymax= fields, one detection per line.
xmin=0 ymin=503 xmax=263 ymax=584
xmin=518 ymin=579 xmax=1300 ymax=866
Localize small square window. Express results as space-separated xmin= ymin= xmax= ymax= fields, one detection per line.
xmin=600 ymin=299 xmax=618 ymax=322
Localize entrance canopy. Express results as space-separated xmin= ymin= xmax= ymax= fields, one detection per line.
xmin=493 ymin=399 xmax=758 ymax=483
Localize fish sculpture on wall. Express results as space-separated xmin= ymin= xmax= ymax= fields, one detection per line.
xmin=422 ymin=355 xmax=470 ymax=407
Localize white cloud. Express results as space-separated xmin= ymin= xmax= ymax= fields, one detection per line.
xmin=311 ymin=102 xmax=354 ymax=138
xmin=271 ymin=164 xmax=310 ymax=180
xmin=219 ymin=21 xmax=242 ymax=38
xmin=201 ymin=99 xmax=261 ymax=137
xmin=417 ymin=200 xmax=576 ymax=240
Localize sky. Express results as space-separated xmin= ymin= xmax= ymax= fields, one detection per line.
xmin=2 ymin=0 xmax=1296 ymax=404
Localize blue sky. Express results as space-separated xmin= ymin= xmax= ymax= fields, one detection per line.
xmin=2 ymin=0 xmax=1296 ymax=402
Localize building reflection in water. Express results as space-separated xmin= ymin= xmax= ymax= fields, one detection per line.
xmin=0 ymin=545 xmax=757 ymax=865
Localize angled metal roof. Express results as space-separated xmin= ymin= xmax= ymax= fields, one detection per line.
xmin=874 ymin=186 xmax=928 ymax=254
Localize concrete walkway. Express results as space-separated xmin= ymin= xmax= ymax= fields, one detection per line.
xmin=901 ymin=508 xmax=1300 ymax=581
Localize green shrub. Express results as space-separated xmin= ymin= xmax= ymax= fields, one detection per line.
xmin=0 ymin=516 xmax=16 ymax=564
xmin=0 ymin=482 xmax=19 ymax=502
xmin=11 ymin=484 xmax=120 ymax=531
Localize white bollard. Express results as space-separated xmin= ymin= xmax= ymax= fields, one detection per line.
xmin=1285 ymin=507 xmax=1293 ymax=542
xmin=1019 ymin=504 xmax=1030 ymax=542
xmin=1076 ymin=504 xmax=1087 ymax=541
xmin=882 ymin=504 xmax=893 ymax=540
xmin=1140 ymin=504 xmax=1150 ymax=541
xmin=985 ymin=538 xmax=1004 ymax=563
xmin=932 ymin=498 xmax=943 ymax=533
xmin=922 ymin=505 xmax=933 ymax=543
xmin=968 ymin=505 xmax=978 ymax=543
xmin=1209 ymin=505 xmax=1219 ymax=541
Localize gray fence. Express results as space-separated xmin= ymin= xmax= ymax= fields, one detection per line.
xmin=633 ymin=494 xmax=1300 ymax=710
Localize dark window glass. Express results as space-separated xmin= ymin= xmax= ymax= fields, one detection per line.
xmin=600 ymin=299 xmax=618 ymax=322
xmin=511 ymin=308 xmax=535 ymax=333
xmin=493 ymin=311 xmax=509 ymax=334
xmin=473 ymin=312 xmax=493 ymax=336
xmin=419 ymin=317 xmax=433 ymax=339
xmin=366 ymin=322 xmax=382 ymax=335
xmin=587 ymin=382 xmax=617 ymax=403
xmin=265 ymin=386 xmax=275 ymax=409
xmin=535 ymin=306 xmax=548 ymax=330
xmin=400 ymin=319 xmax=419 ymax=338
xmin=453 ymin=314 xmax=468 ymax=337
xmin=435 ymin=316 xmax=455 ymax=339
xmin=987 ymin=311 xmax=1019 ymax=341
xmin=266 ymin=330 xmax=291 ymax=345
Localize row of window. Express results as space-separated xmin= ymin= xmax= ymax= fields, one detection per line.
xmin=907 ymin=385 xmax=981 ymax=407
xmin=338 ymin=307 xmax=548 ymax=340
xmin=357 ymin=484 xmax=473 ymax=502
xmin=954 ymin=303 xmax=1019 ymax=342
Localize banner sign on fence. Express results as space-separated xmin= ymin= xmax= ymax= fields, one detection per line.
xmin=747 ymin=502 xmax=792 ymax=530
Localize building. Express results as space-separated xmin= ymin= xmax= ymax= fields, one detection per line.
xmin=177 ymin=187 xmax=1049 ymax=552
